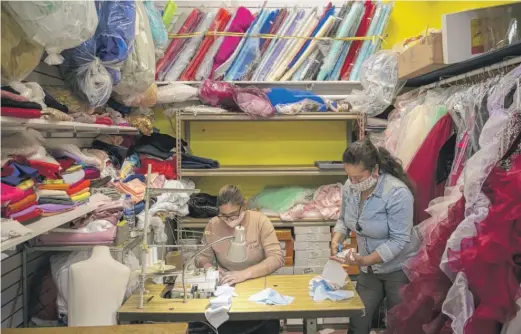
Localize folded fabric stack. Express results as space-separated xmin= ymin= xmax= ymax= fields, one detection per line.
xmin=156 ymin=1 xmax=393 ymax=82
xmin=1 ymin=87 xmax=42 ymax=119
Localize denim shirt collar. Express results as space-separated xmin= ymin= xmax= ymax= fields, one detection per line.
xmin=372 ymin=173 xmax=386 ymax=198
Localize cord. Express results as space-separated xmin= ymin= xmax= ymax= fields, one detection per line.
xmin=202 ymin=321 xmax=219 ymax=334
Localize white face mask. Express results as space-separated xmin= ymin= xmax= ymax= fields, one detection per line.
xmin=222 ymin=211 xmax=245 ymax=228
xmin=347 ymin=175 xmax=378 ymax=192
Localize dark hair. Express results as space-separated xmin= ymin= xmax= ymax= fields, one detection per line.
xmin=342 ymin=138 xmax=415 ymax=194
xmin=216 ymin=185 xmax=245 ymax=207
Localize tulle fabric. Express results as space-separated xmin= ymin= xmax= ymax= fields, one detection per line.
xmin=447 ymin=152 xmax=521 ymax=334
xmin=385 ymin=181 xmax=466 ymax=334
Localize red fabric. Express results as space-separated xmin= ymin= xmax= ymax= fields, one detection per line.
xmin=28 ymin=160 xmax=61 ymax=179
xmin=84 ymin=168 xmax=100 ymax=180
xmin=386 ymin=195 xmax=466 ymax=334
xmin=134 ymin=157 xmax=177 ymax=180
xmin=56 ymin=157 xmax=76 ymax=171
xmin=1 ymin=164 xmax=14 ymax=177
xmin=155 ymin=9 xmax=203 ymax=79
xmin=13 ymin=207 xmax=42 ymax=224
xmin=66 ymin=179 xmax=91 ymax=196
xmin=95 ymin=117 xmax=113 ymax=125
xmin=447 ymin=153 xmax=521 ymax=334
xmin=0 ymin=107 xmax=41 ymax=119
xmin=340 ymin=0 xmax=376 ymax=80
xmin=179 ymin=8 xmax=232 ymax=81
xmin=407 ymin=114 xmax=454 ymax=225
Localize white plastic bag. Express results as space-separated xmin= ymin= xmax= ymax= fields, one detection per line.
xmin=4 ymin=1 xmax=98 ymax=65
xmin=157 ymin=83 xmax=199 ymax=104
xmin=113 ymin=1 xmax=156 ymax=101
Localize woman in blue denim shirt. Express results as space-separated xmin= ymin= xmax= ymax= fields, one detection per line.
xmin=331 ymin=138 xmax=420 ymax=334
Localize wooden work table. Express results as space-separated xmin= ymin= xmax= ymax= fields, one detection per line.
xmin=118 ymin=274 xmax=365 ymax=334
xmin=2 ymin=323 xmax=188 ymax=334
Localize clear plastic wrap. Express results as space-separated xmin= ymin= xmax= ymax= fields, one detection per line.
xmin=157 ymin=83 xmax=199 ymax=104
xmin=4 ymin=1 xmax=98 ymax=65
xmin=233 ymin=87 xmax=275 ymax=118
xmin=143 ymin=1 xmax=168 ymax=55
xmin=112 ymin=1 xmax=155 ymax=103
xmin=60 ymin=1 xmax=136 ymax=107
xmin=1 ymin=10 xmax=44 ymax=85
xmin=115 ymin=83 xmax=158 ymax=108
xmin=164 ymin=10 xmax=216 ymax=82
xmin=343 ymin=50 xmax=401 ymax=117
xmin=199 ymin=80 xmax=237 ymax=109
xmin=10 ymin=82 xmax=46 ymax=108
xmin=266 ymin=87 xmax=330 ymax=114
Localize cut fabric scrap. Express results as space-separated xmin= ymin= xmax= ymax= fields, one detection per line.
xmin=248 ymin=288 xmax=294 ymax=305
xmin=205 ymin=284 xmax=237 ymax=328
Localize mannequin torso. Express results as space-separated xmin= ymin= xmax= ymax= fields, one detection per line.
xmin=68 ymin=246 xmax=131 ymax=327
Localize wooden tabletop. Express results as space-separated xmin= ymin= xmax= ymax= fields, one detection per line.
xmin=2 ymin=323 xmax=188 ymax=334
xmin=118 ymin=274 xmax=364 ymax=322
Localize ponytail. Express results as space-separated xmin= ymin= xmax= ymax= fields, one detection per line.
xmin=342 ymin=137 xmax=415 ymax=195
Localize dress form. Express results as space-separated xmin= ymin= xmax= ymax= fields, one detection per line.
xmin=68 ymin=246 xmax=130 ymax=326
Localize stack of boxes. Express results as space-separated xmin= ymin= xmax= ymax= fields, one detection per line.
xmin=293 ymin=226 xmax=332 ymax=274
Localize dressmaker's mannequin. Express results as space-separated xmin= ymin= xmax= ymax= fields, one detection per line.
xmin=68 ymin=246 xmax=130 ymax=326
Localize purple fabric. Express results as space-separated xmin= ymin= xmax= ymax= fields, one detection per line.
xmin=257 ymin=10 xmax=305 ymax=81
xmin=38 ymin=203 xmax=75 ymax=213
xmin=10 ymin=205 xmax=39 ymax=219
xmin=35 ymin=225 xmax=117 ymax=245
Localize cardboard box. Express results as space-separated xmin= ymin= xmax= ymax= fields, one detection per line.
xmin=398 ymin=31 xmax=445 ymax=80
xmin=343 ymin=264 xmax=360 ymax=275
xmin=276 ymin=229 xmax=292 ymax=241
xmin=284 ymin=256 xmax=294 ymax=266
xmin=294 ymin=241 xmax=330 ymax=251
xmin=294 ymin=257 xmax=329 ymax=267
xmin=294 ymin=266 xmax=322 ymax=275
xmin=285 ymin=240 xmax=294 ymax=257
xmin=294 ymin=233 xmax=332 ymax=242
xmin=294 ymin=249 xmax=330 ymax=259
xmin=272 ymin=266 xmax=294 ymax=275
xmin=294 ymin=226 xmax=331 ymax=235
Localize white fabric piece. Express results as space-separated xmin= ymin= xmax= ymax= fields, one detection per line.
xmin=62 ymin=169 xmax=86 ymax=185
xmin=27 ymin=146 xmax=60 ymax=165
xmin=156 ymin=83 xmax=199 ymax=104
xmin=10 ymin=82 xmax=47 ymax=108
xmin=309 ymin=276 xmax=355 ymax=302
xmin=46 ymin=143 xmax=101 ymax=167
xmin=123 ymin=251 xmax=141 ymax=299
xmin=204 ymin=284 xmax=236 ymax=328
xmin=149 ymin=216 xmax=167 ymax=243
xmin=52 ymin=220 xmax=113 ymax=234
xmin=442 ymin=272 xmax=475 ymax=334
xmin=501 ymin=288 xmax=521 ymax=334
xmin=322 ymin=260 xmax=348 ymax=288
xmin=248 ymin=288 xmax=294 ymax=305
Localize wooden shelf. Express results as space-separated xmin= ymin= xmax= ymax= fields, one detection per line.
xmin=181 ymin=165 xmax=345 ymax=177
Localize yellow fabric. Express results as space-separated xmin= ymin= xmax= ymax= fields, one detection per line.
xmin=16 ymin=179 xmax=34 ymax=190
xmin=71 ymin=191 xmax=90 ymax=202
xmin=43 ymin=179 xmax=65 ymax=185
xmin=65 ymin=165 xmax=83 ymax=173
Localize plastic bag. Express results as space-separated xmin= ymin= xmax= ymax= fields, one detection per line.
xmin=199 ymin=80 xmax=237 ymax=109
xmin=157 ymin=83 xmax=199 ymax=104
xmin=61 ymin=1 xmax=136 ymax=107
xmin=114 ymin=83 xmax=158 ymax=108
xmin=144 ymin=1 xmax=168 ymax=55
xmin=4 ymin=1 xmax=98 ymax=65
xmin=234 ymin=87 xmax=275 ymax=118
xmin=1 ymin=10 xmax=44 ymax=85
xmin=10 ymin=82 xmax=46 ymax=108
xmin=113 ymin=1 xmax=155 ymax=102
xmin=249 ymin=186 xmax=314 ymax=213
xmin=266 ymin=88 xmax=330 ymax=114
xmin=188 ymin=193 xmax=218 ymax=218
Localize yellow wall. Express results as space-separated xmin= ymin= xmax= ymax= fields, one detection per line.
xmin=155 ymin=1 xmax=516 ymax=197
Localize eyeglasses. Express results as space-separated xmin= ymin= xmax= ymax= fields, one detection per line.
xmin=217 ymin=205 xmax=242 ymax=221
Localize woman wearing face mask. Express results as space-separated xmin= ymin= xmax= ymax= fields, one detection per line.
xmin=196 ymin=185 xmax=284 ymax=333
xmin=331 ymin=138 xmax=420 ymax=334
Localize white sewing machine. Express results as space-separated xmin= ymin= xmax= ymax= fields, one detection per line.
xmin=163 ymin=267 xmax=220 ymax=299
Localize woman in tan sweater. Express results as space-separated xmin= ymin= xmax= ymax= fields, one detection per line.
xmin=196 ymin=185 xmax=284 ymax=333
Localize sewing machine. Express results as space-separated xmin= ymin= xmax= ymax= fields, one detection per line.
xmin=162 ymin=267 xmax=220 ymax=299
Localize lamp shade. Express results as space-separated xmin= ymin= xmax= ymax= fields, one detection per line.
xmin=227 ymin=226 xmax=248 ymax=263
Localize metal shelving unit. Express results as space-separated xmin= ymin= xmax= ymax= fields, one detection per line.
xmin=182 ymin=217 xmax=336 ymax=229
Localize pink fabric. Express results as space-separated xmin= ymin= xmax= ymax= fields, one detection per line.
xmin=234 ymin=87 xmax=275 ymax=118
xmin=211 ymin=7 xmax=254 ymax=77
xmin=1 ymin=90 xmax=29 ymax=102
xmin=1 ymin=183 xmax=27 ymax=204
xmin=199 ymin=80 xmax=237 ymax=108
xmin=36 ymin=225 xmax=117 ymax=245
xmin=280 ymin=184 xmax=342 ymax=221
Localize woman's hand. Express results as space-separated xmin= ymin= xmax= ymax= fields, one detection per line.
xmin=220 ymin=270 xmax=250 ymax=285
xmin=330 ymin=252 xmax=367 ymax=267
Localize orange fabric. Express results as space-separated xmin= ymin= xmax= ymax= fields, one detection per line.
xmin=6 ymin=193 xmax=37 ymax=215
xmin=38 ymin=184 xmax=70 ymax=191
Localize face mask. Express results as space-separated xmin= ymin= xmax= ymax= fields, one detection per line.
xmin=347 ymin=175 xmax=378 ymax=192
xmin=223 ymin=211 xmax=245 ymax=228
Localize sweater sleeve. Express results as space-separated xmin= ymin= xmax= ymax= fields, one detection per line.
xmin=196 ymin=221 xmax=216 ymax=269
xmin=246 ymin=216 xmax=284 ymax=278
